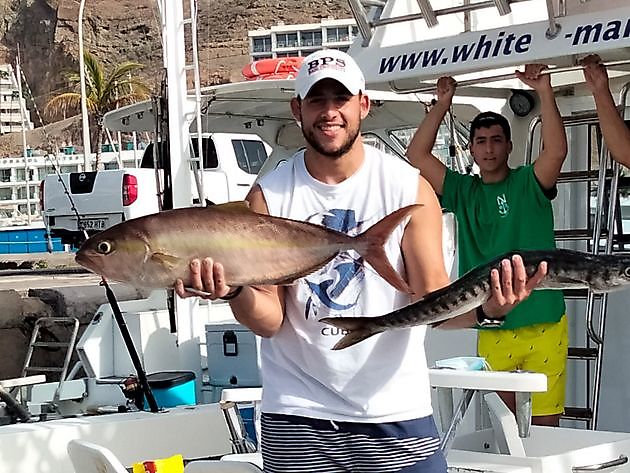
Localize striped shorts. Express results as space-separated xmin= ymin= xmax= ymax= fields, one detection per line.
xmin=260 ymin=413 xmax=447 ymax=473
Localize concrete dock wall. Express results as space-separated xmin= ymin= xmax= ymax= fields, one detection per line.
xmin=0 ymin=283 xmax=147 ymax=381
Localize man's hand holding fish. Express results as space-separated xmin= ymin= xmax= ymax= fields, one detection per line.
xmin=477 ymin=254 xmax=548 ymax=321
xmin=175 ymin=257 xmax=236 ymax=301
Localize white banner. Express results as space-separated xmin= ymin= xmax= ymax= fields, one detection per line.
xmin=353 ymin=6 xmax=630 ymax=85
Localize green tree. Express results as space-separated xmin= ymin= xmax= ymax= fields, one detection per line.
xmin=45 ymin=50 xmax=151 ymax=169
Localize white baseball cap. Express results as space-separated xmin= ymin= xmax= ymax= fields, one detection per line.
xmin=294 ymin=49 xmax=365 ymax=99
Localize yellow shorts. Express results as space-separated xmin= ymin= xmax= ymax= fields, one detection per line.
xmin=477 ymin=315 xmax=568 ymax=417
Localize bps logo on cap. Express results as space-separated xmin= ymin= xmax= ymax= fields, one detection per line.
xmin=307 ymin=57 xmax=346 ymax=76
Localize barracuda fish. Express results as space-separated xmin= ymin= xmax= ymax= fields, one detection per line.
xmin=75 ymin=202 xmax=418 ymax=293
xmin=321 ymin=248 xmax=630 ymax=350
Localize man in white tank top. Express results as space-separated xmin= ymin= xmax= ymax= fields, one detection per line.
xmin=176 ymin=49 xmax=547 ymax=473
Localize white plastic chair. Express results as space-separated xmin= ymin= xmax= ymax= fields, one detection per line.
xmin=219 ymin=388 xmax=264 ymax=470
xmin=184 ymin=460 xmax=262 ymax=472
xmin=67 ymin=439 xmax=128 ymax=473
xmin=219 ymin=388 xmax=262 ymax=454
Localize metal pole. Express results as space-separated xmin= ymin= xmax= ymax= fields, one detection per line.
xmin=162 ymin=0 xmax=195 ymax=209
xmin=132 ymin=131 xmax=139 ymax=168
xmin=160 ymin=0 xmax=200 ymax=355
xmin=544 ymin=0 xmax=561 ymax=39
xmin=390 ymin=59 xmax=630 ymax=94
xmin=15 ymin=45 xmax=31 ymax=225
xmin=78 ymin=0 xmax=92 ymax=171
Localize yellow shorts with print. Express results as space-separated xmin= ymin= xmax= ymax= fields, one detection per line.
xmin=478 ymin=315 xmax=568 ymax=417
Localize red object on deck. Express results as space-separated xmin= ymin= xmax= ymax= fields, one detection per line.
xmin=242 ymin=57 xmax=304 ymax=80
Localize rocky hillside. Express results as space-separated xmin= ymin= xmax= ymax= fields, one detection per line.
xmin=0 ymin=0 xmax=352 ymax=129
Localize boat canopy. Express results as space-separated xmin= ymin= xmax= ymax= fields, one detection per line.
xmin=346 ymin=0 xmax=630 ymax=95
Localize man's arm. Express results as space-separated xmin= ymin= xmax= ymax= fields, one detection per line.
xmin=402 ymin=176 xmax=548 ymax=329
xmin=405 ymin=77 xmax=455 ymax=195
xmin=517 ymin=64 xmax=568 ymax=190
xmin=174 ymin=185 xmax=284 ymax=338
xmin=582 ymin=54 xmax=630 ymax=168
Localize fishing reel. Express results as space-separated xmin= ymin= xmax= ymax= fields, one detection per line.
xmin=120 ymin=375 xmax=144 ymax=410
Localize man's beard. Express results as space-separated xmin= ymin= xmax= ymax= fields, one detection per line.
xmin=302 ymin=121 xmax=361 ymax=159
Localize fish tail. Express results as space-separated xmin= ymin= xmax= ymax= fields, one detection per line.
xmin=320 ymin=316 xmax=384 ymax=350
xmin=355 ymin=204 xmax=421 ymax=294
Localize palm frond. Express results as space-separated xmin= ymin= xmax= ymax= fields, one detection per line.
xmin=83 ymin=51 xmax=106 ymax=100
xmin=46 ymin=49 xmax=153 ymax=135
xmin=101 ymin=63 xmax=147 ymax=103
xmin=44 ymin=92 xmax=82 ymax=118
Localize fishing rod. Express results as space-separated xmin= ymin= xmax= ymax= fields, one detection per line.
xmin=101 ymin=279 xmax=159 ymax=413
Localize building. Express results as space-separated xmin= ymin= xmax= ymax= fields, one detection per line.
xmin=0 ymin=64 xmax=34 ymax=135
xmin=248 ymin=17 xmax=358 ymax=60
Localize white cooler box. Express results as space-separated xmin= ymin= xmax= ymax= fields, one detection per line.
xmin=205 ymin=323 xmax=262 ymax=388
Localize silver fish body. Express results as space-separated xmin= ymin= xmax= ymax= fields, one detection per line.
xmin=75 ymin=202 xmax=418 ymax=293
xmin=321 ymin=249 xmax=630 ymax=350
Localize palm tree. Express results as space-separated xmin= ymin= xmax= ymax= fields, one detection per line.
xmin=45 ymin=51 xmax=151 ymax=169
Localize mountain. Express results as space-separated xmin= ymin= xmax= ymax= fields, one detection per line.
xmin=0 ymin=0 xmax=352 ymax=152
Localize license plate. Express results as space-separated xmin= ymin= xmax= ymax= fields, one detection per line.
xmin=78 ymin=218 xmax=108 ymax=231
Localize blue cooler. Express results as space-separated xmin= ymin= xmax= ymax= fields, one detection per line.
xmin=145 ymin=371 xmax=196 ymax=409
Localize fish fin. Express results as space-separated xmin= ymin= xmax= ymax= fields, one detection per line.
xmin=211 ymin=201 xmax=251 ymax=212
xmin=355 ymin=204 xmax=422 ymax=294
xmin=538 ymin=275 xmax=586 ymax=289
xmin=319 ymin=316 xmax=384 ymax=350
xmin=150 ymin=252 xmax=181 ymax=270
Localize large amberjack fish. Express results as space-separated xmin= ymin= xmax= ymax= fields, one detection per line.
xmin=75 ymin=202 xmax=419 ymax=292
xmin=321 ymin=248 xmax=630 ymax=350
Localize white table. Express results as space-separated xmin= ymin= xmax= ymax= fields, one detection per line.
xmin=429 ymin=368 xmax=547 ymax=453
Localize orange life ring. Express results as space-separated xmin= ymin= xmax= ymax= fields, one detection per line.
xmin=245 ymin=71 xmax=299 ymax=81
xmin=242 ymin=57 xmax=304 ymax=79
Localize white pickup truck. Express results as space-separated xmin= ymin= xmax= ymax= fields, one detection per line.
xmin=41 ymin=132 xmax=270 ymax=247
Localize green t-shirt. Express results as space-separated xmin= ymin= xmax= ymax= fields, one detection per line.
xmin=441 ymin=165 xmax=565 ymax=329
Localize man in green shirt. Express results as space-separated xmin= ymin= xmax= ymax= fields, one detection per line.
xmin=407 ymin=64 xmax=568 ymax=426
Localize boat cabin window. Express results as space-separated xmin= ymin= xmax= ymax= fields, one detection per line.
xmin=362 ymin=133 xmax=403 ymax=159
xmin=390 ymin=120 xmax=474 ymax=174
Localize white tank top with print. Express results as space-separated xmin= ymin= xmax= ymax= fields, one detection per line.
xmin=257 ymin=145 xmax=433 ymax=422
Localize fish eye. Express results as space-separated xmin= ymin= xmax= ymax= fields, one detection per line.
xmin=96 ymin=241 xmax=113 ymax=254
